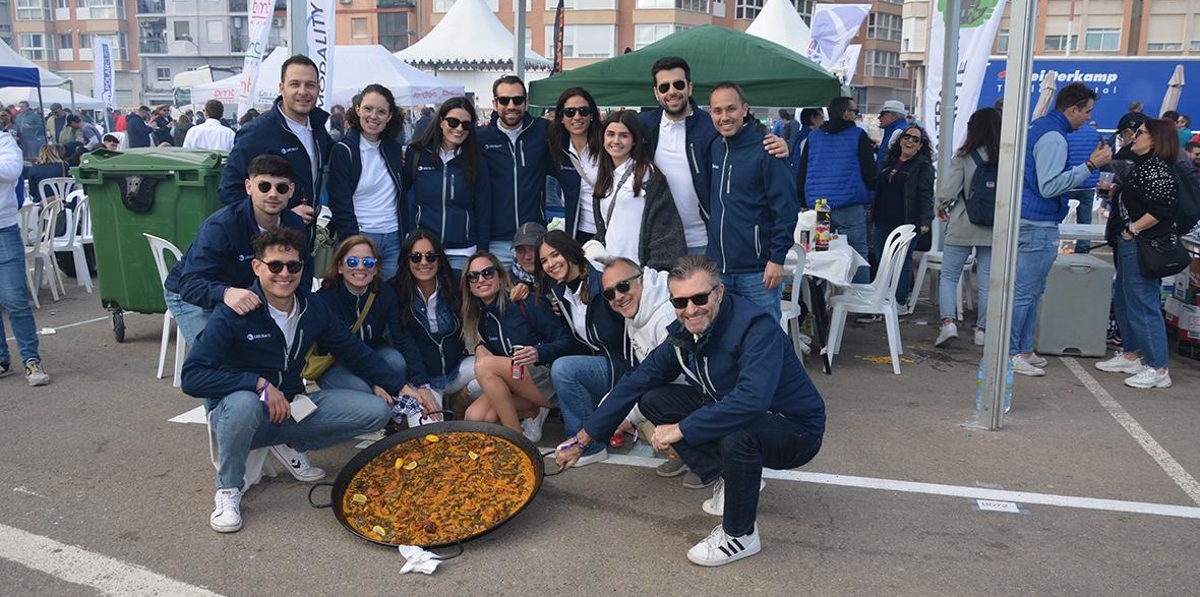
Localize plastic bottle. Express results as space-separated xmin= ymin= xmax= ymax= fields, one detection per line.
xmin=815 ymin=198 xmax=831 ymax=251
xmin=975 ymin=359 xmax=1013 ymax=414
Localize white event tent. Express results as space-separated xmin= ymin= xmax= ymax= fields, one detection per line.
xmin=0 ymin=86 xmax=106 ymax=110
xmin=394 ymin=0 xmax=550 ymax=102
xmin=744 ymin=0 xmax=814 ymax=58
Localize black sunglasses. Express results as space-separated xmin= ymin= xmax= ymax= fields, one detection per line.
xmin=562 ymin=106 xmax=592 ymax=119
xmin=669 ymin=289 xmax=715 ymax=309
xmin=602 ymin=272 xmax=642 ymax=301
xmin=657 ymin=80 xmax=687 ymax=94
xmin=496 ymin=96 xmax=526 ymax=106
xmin=256 ymin=181 xmax=291 ymax=194
xmin=900 ymin=133 xmax=923 ymax=143
xmin=343 ymin=256 xmax=377 ymax=269
xmin=444 ymin=117 xmax=473 ymax=130
xmin=409 ymin=251 xmax=440 ymax=264
xmin=466 ymin=266 xmax=498 ymax=283
xmin=261 ymin=260 xmax=303 ymax=274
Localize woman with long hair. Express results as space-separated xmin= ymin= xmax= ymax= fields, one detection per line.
xmin=461 ymin=251 xmax=572 ymax=433
xmin=1095 ymin=118 xmax=1179 ymax=389
xmin=391 ymin=229 xmax=477 ymax=409
xmin=547 ymin=87 xmax=603 ymax=242
xmin=404 ymin=97 xmax=491 ymax=273
xmin=327 ymin=84 xmax=408 ymax=281
xmin=934 ymin=107 xmax=1001 ymax=347
xmin=172 ymin=113 xmax=192 ymax=147
xmin=26 ymin=145 xmax=68 ymax=203
xmin=311 ymin=235 xmax=440 ymax=419
xmin=589 ymin=110 xmax=686 ymax=270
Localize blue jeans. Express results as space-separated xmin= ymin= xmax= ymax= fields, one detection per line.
xmin=551 ymin=355 xmax=612 ymax=457
xmin=831 ymin=204 xmax=869 ymax=283
xmin=361 ymin=230 xmax=402 ymax=283
xmin=873 ymin=223 xmax=917 ymax=304
xmin=488 ymin=241 xmax=515 ymax=269
xmin=1114 ymin=237 xmax=1169 ymax=368
xmin=318 ymin=345 xmax=407 ymax=393
xmin=686 ymin=244 xmax=708 ymax=255
xmin=721 ymin=271 xmax=782 ymax=322
xmin=638 ymin=385 xmax=822 ymax=536
xmin=1068 ymin=189 xmax=1093 ymax=254
xmin=163 ymin=289 xmax=213 ymax=347
xmin=1009 ymin=223 xmax=1059 ymax=355
xmin=939 ymin=244 xmax=992 ymax=329
xmin=207 ymin=389 xmax=390 ymax=490
xmin=0 ymin=225 xmax=40 ymax=366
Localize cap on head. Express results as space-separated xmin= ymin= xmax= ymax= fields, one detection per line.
xmin=880 ymin=100 xmax=907 ymax=117
xmin=512 ymin=221 xmax=548 ymax=247
xmin=50 ymin=103 xmax=63 ymax=111
xmin=1117 ymin=111 xmax=1148 ymax=133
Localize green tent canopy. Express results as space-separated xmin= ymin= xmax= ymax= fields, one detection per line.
xmin=528 ymin=25 xmax=846 ymax=108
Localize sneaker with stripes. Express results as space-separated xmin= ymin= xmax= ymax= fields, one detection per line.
xmin=687 ymin=524 xmax=762 ymax=566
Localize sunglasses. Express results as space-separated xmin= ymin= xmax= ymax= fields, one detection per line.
xmin=444 ymin=117 xmax=473 ymax=130
xmin=669 ymin=289 xmax=715 ymax=309
xmin=256 ymin=181 xmax=291 ymax=194
xmin=1134 ymin=129 xmax=1148 ymax=138
xmin=602 ymin=272 xmax=642 ymax=301
xmin=900 ymin=134 xmax=923 ymax=143
xmin=496 ymin=96 xmax=526 ymax=106
xmin=657 ymin=80 xmax=687 ymax=94
xmin=261 ymin=260 xmax=303 ymax=274
xmin=466 ymin=266 xmax=498 ymax=283
xmin=562 ymin=106 xmax=592 ymax=119
xmin=409 ymin=251 xmax=440 ymax=264
xmin=343 ymin=256 xmax=377 ymax=270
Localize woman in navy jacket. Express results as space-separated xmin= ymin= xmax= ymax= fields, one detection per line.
xmin=403 ymin=97 xmax=491 ymax=274
xmin=461 ymin=251 xmax=573 ymax=433
xmin=327 ymin=85 xmax=408 ymax=281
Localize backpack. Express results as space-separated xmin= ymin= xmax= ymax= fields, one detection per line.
xmin=964 ymin=150 xmax=998 ymax=226
xmin=1169 ymin=161 xmax=1200 ymax=235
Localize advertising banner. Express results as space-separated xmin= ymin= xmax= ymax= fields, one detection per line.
xmin=306 ymin=0 xmax=335 ymax=110
xmin=91 ymin=38 xmax=117 ymax=110
xmin=807 ymin=3 xmax=870 ymax=69
xmin=923 ymin=0 xmax=1008 ymax=155
xmin=238 ymin=0 xmax=274 ymax=118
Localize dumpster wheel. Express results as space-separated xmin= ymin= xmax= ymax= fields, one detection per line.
xmin=111 ymin=311 xmax=125 ymax=343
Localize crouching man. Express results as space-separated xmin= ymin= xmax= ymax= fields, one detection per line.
xmin=181 ymin=227 xmax=405 ymax=533
xmin=556 ymin=255 xmax=825 ymax=566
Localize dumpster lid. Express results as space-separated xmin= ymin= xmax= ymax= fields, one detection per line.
xmin=76 ymin=148 xmax=225 ymax=172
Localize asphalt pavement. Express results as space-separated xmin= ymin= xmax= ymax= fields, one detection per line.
xmin=1 ymin=276 xmax=1198 ymax=597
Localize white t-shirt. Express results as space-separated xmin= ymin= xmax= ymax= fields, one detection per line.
xmin=597 ymin=160 xmax=644 ymax=264
xmin=498 ymin=121 xmax=522 ymax=147
xmin=420 ymin=282 xmax=441 ymax=333
xmin=561 ymin=283 xmax=599 ymax=351
xmin=284 ymin=114 xmax=318 ymax=187
xmin=182 ymin=119 xmax=235 ymax=151
xmin=655 ymin=117 xmax=707 ymax=249
xmin=353 ymin=137 xmax=398 ymax=234
xmin=267 ymin=300 xmax=300 ymax=354
xmin=439 ymin=146 xmax=460 ymax=164
xmin=568 ymin=142 xmax=599 ymax=234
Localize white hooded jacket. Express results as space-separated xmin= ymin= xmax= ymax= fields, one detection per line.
xmin=623 ymin=267 xmax=684 ymax=385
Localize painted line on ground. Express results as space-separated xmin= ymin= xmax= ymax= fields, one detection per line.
xmin=603 ymin=454 xmax=1200 ymax=520
xmin=5 ymin=313 xmax=121 ymax=343
xmin=1063 ymin=357 xmax=1200 ymax=506
xmin=0 ymin=522 xmax=227 ymax=597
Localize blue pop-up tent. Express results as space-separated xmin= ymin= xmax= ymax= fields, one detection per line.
xmin=0 ymin=38 xmax=67 ymax=110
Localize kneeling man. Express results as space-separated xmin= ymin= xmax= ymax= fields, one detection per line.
xmin=556 ymin=255 xmax=825 ymax=566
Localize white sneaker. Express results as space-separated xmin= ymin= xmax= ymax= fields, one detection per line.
xmin=1027 ymin=352 xmax=1048 ymax=368
xmin=686 ymin=524 xmax=762 ymax=567
xmin=574 ymin=449 xmax=609 ymax=467
xmin=934 ymin=322 xmax=958 ymax=347
xmin=520 ymin=408 xmax=549 ymax=443
xmin=268 ymin=444 xmax=325 ymax=481
xmin=210 ymin=487 xmax=243 ymax=533
xmin=1095 ymin=352 xmax=1144 ymax=374
xmin=1123 ymin=366 xmax=1172 ymax=389
xmin=974 ymin=328 xmax=986 ymax=346
xmin=1011 ymin=354 xmax=1045 ymax=377
xmin=701 ymin=478 xmax=767 ymax=516
xmin=24 ymin=359 xmax=49 ymax=387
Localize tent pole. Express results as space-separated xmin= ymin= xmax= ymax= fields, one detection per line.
xmin=514 ymin=0 xmax=527 ymax=81
xmin=931 ymin=0 xmax=960 ymax=254
xmin=68 ymin=79 xmax=76 ymax=112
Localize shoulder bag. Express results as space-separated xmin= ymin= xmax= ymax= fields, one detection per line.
xmin=302 ymin=292 xmax=376 ymax=381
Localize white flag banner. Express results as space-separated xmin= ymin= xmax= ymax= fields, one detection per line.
xmin=831 ymin=44 xmax=862 ymax=85
xmin=923 ymin=0 xmax=1008 ymax=155
xmin=306 ymin=0 xmax=335 ymax=110
xmin=91 ymin=38 xmax=117 ymax=110
xmin=807 ymin=3 xmax=870 ymax=69
xmin=238 ymin=0 xmax=275 ymax=118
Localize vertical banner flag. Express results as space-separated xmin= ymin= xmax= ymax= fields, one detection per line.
xmin=831 ymin=44 xmax=863 ymax=85
xmin=91 ymin=38 xmax=117 ymax=110
xmin=307 ymin=0 xmax=335 ymax=110
xmin=807 ymin=4 xmax=870 ymax=69
xmin=552 ymin=0 xmax=565 ymax=74
xmin=923 ymin=0 xmax=1008 ymax=155
xmin=239 ymin=0 xmax=275 ymax=118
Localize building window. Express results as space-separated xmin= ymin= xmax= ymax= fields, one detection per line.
xmin=735 ymin=0 xmax=762 ymax=19
xmin=546 ymin=0 xmax=615 ymax=9
xmin=351 ymin=17 xmax=368 ymax=39
xmin=997 ymin=28 xmax=1008 ymax=53
xmin=79 ymin=33 xmax=91 ymax=48
xmin=18 ymin=33 xmax=48 ymax=60
xmin=156 ymin=66 xmax=171 ymax=81
xmin=1084 ymin=27 xmax=1119 ymax=52
xmin=206 ymin=19 xmax=224 ymax=43
xmin=1191 ymin=40 xmax=1200 ymax=52
xmin=86 ymin=0 xmax=119 ymax=19
xmin=58 ymin=33 xmax=73 ymax=49
xmin=864 ymin=49 xmax=903 ymax=79
xmin=791 ymin=0 xmax=813 ymax=23
xmin=1146 ymin=42 xmax=1182 ymax=52
xmin=1043 ymin=34 xmax=1078 ymax=52
xmin=544 ymin=24 xmax=614 ymax=59
xmin=525 ymin=27 xmax=532 ymax=52
xmin=174 ymin=20 xmax=191 ymax=40
xmin=56 ymin=0 xmax=68 ymax=8
xmin=377 ymin=11 xmax=408 ymax=51
xmin=867 ymin=12 xmax=902 ymax=42
xmin=635 ymin=0 xmax=707 ymax=9
xmin=435 ymin=0 xmax=498 ymax=11
xmin=15 ymin=0 xmax=50 ymax=21
xmin=634 ymin=24 xmax=689 ymax=50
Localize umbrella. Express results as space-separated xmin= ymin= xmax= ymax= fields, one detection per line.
xmin=1160 ymin=64 xmax=1185 ymax=116
xmin=1031 ymin=70 xmax=1058 ymax=119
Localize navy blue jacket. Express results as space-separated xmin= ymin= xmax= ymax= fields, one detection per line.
xmin=639 ymin=100 xmax=718 ymax=221
xmin=181 ymin=282 xmax=405 ymax=400
xmin=403 ymin=144 xmax=492 ymax=250
xmin=550 ymin=146 xmax=584 ymax=236
xmin=327 ymin=128 xmax=408 ymax=241
xmin=476 ymin=113 xmax=556 ymax=241
xmin=583 ymin=292 xmax=825 ymax=445
xmin=798 ymin=118 xmax=877 ymax=209
xmin=546 ymin=267 xmax=631 ymax=389
xmin=163 ymin=199 xmax=312 ymax=309
xmin=787 ymin=126 xmax=813 ymax=179
xmin=708 ymin=121 xmax=798 ymax=274
xmin=476 ymin=295 xmax=574 ymax=365
xmin=401 ymin=285 xmax=468 ymax=380
xmin=126 ymin=114 xmax=152 ymax=148
xmin=313 ymin=282 xmax=429 ymax=386
xmin=219 ymin=97 xmax=332 ymax=211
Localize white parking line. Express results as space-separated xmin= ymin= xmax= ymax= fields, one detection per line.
xmin=0 ymin=522 xmax=227 ymax=597
xmin=1062 ymin=357 xmax=1200 ymax=506
xmin=5 ymin=313 xmax=119 ymax=343
xmin=604 ymin=454 xmax=1200 ymax=520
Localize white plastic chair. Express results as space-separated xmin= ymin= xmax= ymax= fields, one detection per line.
xmin=207 ymin=410 xmax=277 ymax=490
xmin=37 ymin=176 xmax=78 ymax=206
xmin=780 ymin=243 xmax=809 ymax=358
xmin=144 ymin=233 xmax=185 ymax=387
xmin=827 ymin=229 xmax=918 ymax=375
xmin=52 ymin=189 xmax=92 ymax=293
xmin=907 ymin=250 xmax=975 ymax=319
xmin=25 ymin=198 xmax=65 ymax=305
xmin=17 ymin=202 xmax=39 ymax=247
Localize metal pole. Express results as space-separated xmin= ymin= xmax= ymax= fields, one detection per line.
xmin=514 ymin=0 xmax=527 ymax=80
xmin=289 ymin=0 xmax=306 ymax=56
xmin=68 ymin=79 xmax=76 ymax=112
xmin=979 ymin=0 xmax=1038 ymax=430
xmin=932 ymin=0 xmax=961 ymax=254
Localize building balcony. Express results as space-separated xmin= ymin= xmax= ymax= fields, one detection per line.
xmin=229 ymin=0 xmax=247 ymax=12
xmin=140 ymin=38 xmax=167 ymax=54
xmin=136 ymin=0 xmax=165 ymax=15
xmin=378 ymin=0 xmax=415 ymax=8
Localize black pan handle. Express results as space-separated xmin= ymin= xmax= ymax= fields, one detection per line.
xmin=431 ymin=541 xmax=465 ymax=560
xmin=541 ymin=450 xmax=566 ymax=477
xmin=307 ymin=482 xmax=335 ymax=509
xmin=419 ymin=409 xmax=455 ymax=423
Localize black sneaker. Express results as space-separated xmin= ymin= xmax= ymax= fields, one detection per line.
xmin=0 ymin=361 xmax=11 ymax=378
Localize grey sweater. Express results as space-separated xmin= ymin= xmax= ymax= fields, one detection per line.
xmin=936 ymin=149 xmax=995 ymax=247
xmin=593 ymin=172 xmax=687 ymax=270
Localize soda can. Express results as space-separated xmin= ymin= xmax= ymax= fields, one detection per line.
xmin=511 ymin=345 xmax=524 ymax=379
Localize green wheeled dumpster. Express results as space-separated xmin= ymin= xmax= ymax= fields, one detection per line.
xmin=73 ymin=148 xmax=226 ymax=342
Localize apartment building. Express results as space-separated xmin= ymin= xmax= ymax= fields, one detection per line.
xmin=1 ymin=0 xmax=14 ymax=46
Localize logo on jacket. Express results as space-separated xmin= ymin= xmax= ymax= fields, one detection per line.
xmin=281 ymin=146 xmax=300 ymax=155
xmin=483 ymin=144 xmax=505 ymax=150
xmin=418 ymin=165 xmax=436 ymax=171
xmin=237 ymin=253 xmax=254 ymax=262
xmin=247 ymin=333 xmax=272 ymax=341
